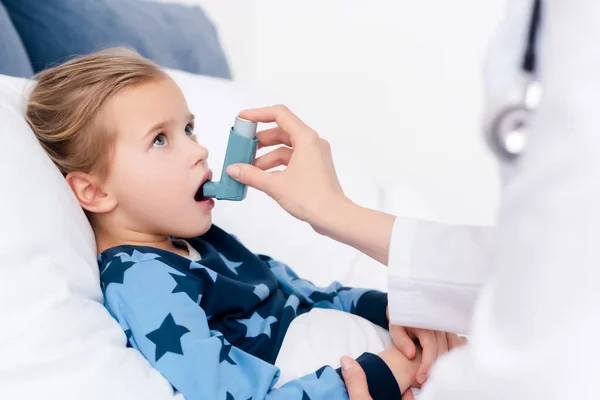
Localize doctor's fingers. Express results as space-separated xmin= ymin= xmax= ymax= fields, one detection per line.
xmin=435 ymin=330 xmax=449 ymax=357
xmin=254 ymin=147 xmax=293 ymax=171
xmin=390 ymin=325 xmax=417 ymax=359
xmin=256 ymin=127 xmax=292 ymax=149
xmin=446 ymin=332 xmax=466 ymax=350
xmin=239 ymin=105 xmax=319 ymax=148
xmin=403 ymin=389 xmax=416 ymax=400
xmin=340 ymin=356 xmax=372 ymax=400
xmin=415 ymin=330 xmax=438 ymax=385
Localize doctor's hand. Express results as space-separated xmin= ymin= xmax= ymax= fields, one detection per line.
xmin=226 ymin=105 xmax=348 ymax=232
xmin=388 ymin=319 xmax=467 ymax=384
xmin=228 ymin=105 xmax=397 ymax=266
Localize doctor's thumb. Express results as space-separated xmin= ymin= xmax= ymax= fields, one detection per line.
xmin=340 ymin=356 xmax=372 ymax=400
xmin=227 ymin=164 xmax=273 ymax=194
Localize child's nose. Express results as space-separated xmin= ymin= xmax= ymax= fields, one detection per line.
xmin=192 ymin=143 xmax=209 ymax=166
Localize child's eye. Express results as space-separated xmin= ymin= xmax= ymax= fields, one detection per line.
xmin=153 ymin=133 xmax=168 ymax=148
xmin=185 ymin=124 xmax=195 ymax=137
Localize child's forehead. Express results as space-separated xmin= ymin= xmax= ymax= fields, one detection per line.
xmin=116 ymin=78 xmax=185 ymax=107
xmin=105 ymin=78 xmax=190 ymax=136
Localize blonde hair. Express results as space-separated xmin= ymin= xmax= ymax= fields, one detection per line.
xmin=25 ymin=47 xmax=168 ymax=180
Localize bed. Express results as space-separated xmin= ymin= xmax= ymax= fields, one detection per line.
xmin=0 ymin=1 xmax=389 ymax=398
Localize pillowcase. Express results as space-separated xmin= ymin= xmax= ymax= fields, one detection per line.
xmin=0 ymin=3 xmax=33 ymax=78
xmin=2 ymin=0 xmax=231 ymax=78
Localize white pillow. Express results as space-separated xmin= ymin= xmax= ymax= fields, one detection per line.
xmin=0 ymin=69 xmax=386 ymax=399
xmin=0 ymin=75 xmax=181 ymax=399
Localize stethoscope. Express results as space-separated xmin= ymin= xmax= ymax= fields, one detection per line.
xmin=487 ymin=0 xmax=542 ymax=161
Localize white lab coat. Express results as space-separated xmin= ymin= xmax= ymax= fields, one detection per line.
xmin=387 ymin=0 xmax=600 ymax=398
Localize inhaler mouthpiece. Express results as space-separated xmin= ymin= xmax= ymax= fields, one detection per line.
xmin=202 ymin=116 xmax=258 ymax=201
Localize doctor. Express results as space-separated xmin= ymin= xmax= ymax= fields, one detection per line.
xmin=227 ymin=0 xmax=600 ymax=398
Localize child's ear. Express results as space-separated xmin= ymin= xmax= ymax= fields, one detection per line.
xmin=65 ymin=171 xmax=117 ymax=214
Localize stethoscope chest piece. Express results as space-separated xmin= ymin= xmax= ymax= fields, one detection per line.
xmin=489 ymin=105 xmax=529 ymax=160
xmin=487 ymin=0 xmax=542 ymax=162
xmin=488 ymin=77 xmax=542 ymax=161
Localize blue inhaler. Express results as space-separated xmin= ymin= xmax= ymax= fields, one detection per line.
xmin=202 ymin=116 xmax=258 ymax=201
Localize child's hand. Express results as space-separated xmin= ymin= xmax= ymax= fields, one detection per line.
xmin=377 ymin=346 xmax=422 ymax=394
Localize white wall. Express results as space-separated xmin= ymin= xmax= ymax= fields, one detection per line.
xmin=181 ymin=1 xmax=506 ymax=224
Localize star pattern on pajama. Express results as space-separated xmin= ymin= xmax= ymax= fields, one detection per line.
xmin=315 ymin=366 xmax=326 ymax=379
xmin=285 ymin=294 xmax=300 ymax=314
xmin=119 ymin=250 xmax=162 ymax=263
xmin=253 ymin=283 xmax=270 ymax=300
xmin=146 ymin=313 xmax=190 ymax=362
xmin=101 ymin=251 xmax=161 ymax=287
xmin=100 ymin=259 xmax=134 ymax=287
xmin=219 ymin=253 xmax=243 ymax=275
xmin=217 ymin=335 xmax=236 ymax=365
xmin=189 ymin=260 xmax=217 ymax=282
xmin=169 ymin=272 xmax=202 ymax=303
xmin=237 ymin=311 xmax=278 ymax=338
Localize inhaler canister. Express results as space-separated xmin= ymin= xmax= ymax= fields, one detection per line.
xmin=202 ymin=116 xmax=258 ymax=201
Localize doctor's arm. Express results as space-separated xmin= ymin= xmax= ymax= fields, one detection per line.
xmin=227 ymin=106 xmax=478 ymax=385
xmin=226 ymin=111 xmax=397 ymax=267
xmin=226 ymin=105 xmax=488 ymax=335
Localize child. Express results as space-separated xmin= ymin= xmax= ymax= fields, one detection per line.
xmin=25 ymin=48 xmax=420 ymax=400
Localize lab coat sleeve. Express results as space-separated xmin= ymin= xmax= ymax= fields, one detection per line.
xmin=387 ymin=217 xmax=491 ymax=334
xmin=386 ymin=0 xmax=532 ymax=337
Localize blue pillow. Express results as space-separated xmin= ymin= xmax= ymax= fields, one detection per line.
xmin=2 ymin=0 xmax=231 ymax=79
xmin=0 ymin=3 xmax=34 ymax=78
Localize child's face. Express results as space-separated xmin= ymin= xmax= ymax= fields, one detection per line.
xmin=102 ymin=77 xmax=214 ymax=238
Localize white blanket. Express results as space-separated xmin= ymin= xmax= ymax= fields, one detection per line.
xmin=274 ymin=309 xmax=393 ymax=387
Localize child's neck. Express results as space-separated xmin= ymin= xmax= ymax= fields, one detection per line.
xmin=94 ymin=224 xmax=188 ymax=258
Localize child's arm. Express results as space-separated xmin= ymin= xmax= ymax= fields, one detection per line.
xmin=260 ymin=255 xmax=389 ymax=330
xmin=101 ymin=255 xmax=399 ymax=400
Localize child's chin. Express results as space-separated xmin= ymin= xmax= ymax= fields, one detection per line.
xmin=173 ymin=215 xmax=212 ymax=238
xmin=195 ymin=217 xmax=213 ymax=235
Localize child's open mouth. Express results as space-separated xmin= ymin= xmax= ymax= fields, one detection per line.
xmin=194 ymin=184 xmax=207 ymax=202
xmin=194 ymin=170 xmax=213 ymax=202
